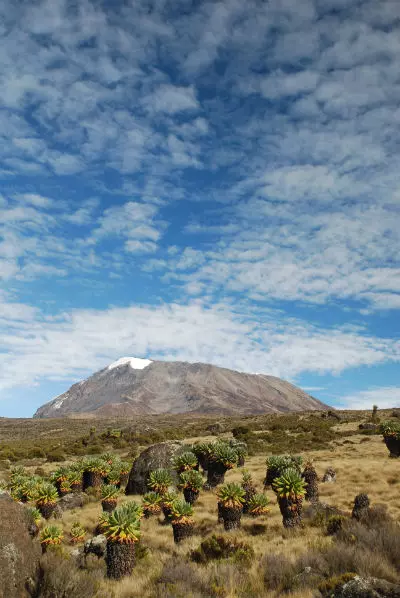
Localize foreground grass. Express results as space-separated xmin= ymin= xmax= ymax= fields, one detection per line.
xmin=2 ymin=410 xmax=399 ymax=597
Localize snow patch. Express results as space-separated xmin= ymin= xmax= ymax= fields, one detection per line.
xmin=53 ymin=398 xmax=64 ymax=409
xmin=108 ymin=357 xmax=153 ymax=371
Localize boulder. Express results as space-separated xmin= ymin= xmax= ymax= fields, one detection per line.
xmin=334 ymin=576 xmax=400 ymax=598
xmin=358 ymin=423 xmax=378 ymax=431
xmin=57 ymin=492 xmax=89 ymax=512
xmin=0 ymin=494 xmax=41 ymax=598
xmin=125 ymin=441 xmax=184 ymax=495
xmin=322 ymin=467 xmax=337 ymax=483
xmin=206 ymin=422 xmax=224 ymax=434
xmin=84 ymin=534 xmax=107 ymax=558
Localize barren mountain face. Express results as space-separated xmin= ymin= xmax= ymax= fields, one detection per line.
xmin=34 ymin=358 xmax=329 ymax=418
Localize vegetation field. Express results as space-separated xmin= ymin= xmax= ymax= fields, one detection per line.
xmin=1 ymin=408 xmax=400 ymax=598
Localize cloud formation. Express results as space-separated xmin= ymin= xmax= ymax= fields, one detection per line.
xmin=0 ymin=0 xmax=399 ymax=412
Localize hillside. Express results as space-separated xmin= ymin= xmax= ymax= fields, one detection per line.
xmin=33 ymin=357 xmax=329 ymax=418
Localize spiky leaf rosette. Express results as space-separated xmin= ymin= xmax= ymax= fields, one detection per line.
xmin=241 ymin=470 xmax=253 ymax=485
xmin=173 ymin=451 xmax=198 ymax=473
xmin=107 ymin=468 xmax=122 ymax=485
xmin=171 ymin=499 xmax=194 ymax=523
xmin=34 ymin=482 xmax=59 ymax=505
xmin=51 ymin=466 xmax=70 ymax=483
xmin=192 ymin=442 xmax=213 ymax=458
xmin=210 ymin=444 xmax=238 ymax=469
xmin=67 ymin=468 xmax=83 ymax=486
xmin=265 ymin=455 xmax=303 ymax=487
xmin=161 ymin=490 xmax=178 ymax=507
xmin=40 ymin=525 xmax=63 ymax=546
xmin=10 ymin=465 xmax=26 ymax=480
xmin=119 ymin=461 xmax=131 ymax=475
xmin=273 ymin=468 xmax=307 ymax=499
xmin=27 ymin=506 xmax=42 ymax=525
xmin=178 ymin=470 xmax=203 ymax=492
xmin=101 ymin=452 xmax=117 ymax=466
xmin=142 ymin=492 xmax=162 ymax=515
xmin=148 ymin=469 xmax=173 ymax=495
xmin=70 ymin=522 xmax=86 ymax=543
xmin=101 ymin=484 xmax=120 ymax=500
xmin=102 ymin=505 xmax=141 ymax=544
xmin=216 ymin=483 xmax=245 ymax=508
xmin=380 ymin=421 xmax=400 ymax=440
xmin=83 ymin=457 xmax=110 ymax=475
xmin=97 ymin=512 xmax=109 ymax=533
xmin=247 ymin=493 xmax=270 ymax=517
xmin=120 ymin=500 xmax=144 ymax=519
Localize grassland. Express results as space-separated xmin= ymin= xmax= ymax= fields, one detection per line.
xmin=1 ymin=408 xmax=399 ymax=597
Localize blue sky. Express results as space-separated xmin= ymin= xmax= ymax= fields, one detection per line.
xmin=1 ymin=0 xmax=400 ymax=417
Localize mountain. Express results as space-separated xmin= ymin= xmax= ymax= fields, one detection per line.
xmin=33 ymin=357 xmax=329 ymax=418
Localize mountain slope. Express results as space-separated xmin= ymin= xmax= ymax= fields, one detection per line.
xmin=33 ymin=357 xmax=329 ymax=418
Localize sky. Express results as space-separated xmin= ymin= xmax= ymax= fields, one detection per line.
xmin=1 ymin=0 xmax=400 ymax=417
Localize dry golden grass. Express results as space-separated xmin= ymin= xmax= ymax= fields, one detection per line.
xmin=49 ymin=426 xmax=400 ymax=598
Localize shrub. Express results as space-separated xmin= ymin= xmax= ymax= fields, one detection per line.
xmin=260 ymin=554 xmax=297 ymax=592
xmin=318 ymin=573 xmax=357 ymax=597
xmin=191 ymin=535 xmax=254 ymax=564
xmin=46 ymin=450 xmax=66 ymax=463
xmin=36 ymin=553 xmax=105 ymax=597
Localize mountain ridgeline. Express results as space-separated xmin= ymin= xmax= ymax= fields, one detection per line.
xmin=34 ymin=358 xmax=329 ymax=418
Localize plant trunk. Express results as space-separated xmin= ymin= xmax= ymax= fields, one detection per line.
xmin=278 ymin=497 xmax=303 ymax=528
xmin=172 ymin=521 xmax=194 ymax=543
xmin=238 ymin=456 xmax=245 ymax=467
xmin=38 ymin=501 xmax=57 ymax=520
xmin=220 ymin=504 xmax=242 ymax=531
xmin=83 ymin=470 xmax=103 ymax=490
xmin=384 ymin=436 xmax=400 ymax=458
xmin=206 ymin=462 xmax=227 ymax=488
xmin=198 ymin=455 xmax=209 ymax=474
xmin=70 ymin=481 xmax=83 ymax=493
xmin=302 ymin=468 xmax=319 ymax=503
xmin=217 ymin=502 xmax=224 ymax=523
xmin=162 ymin=504 xmax=173 ymax=523
xmin=242 ymin=486 xmax=256 ymax=514
xmin=183 ymin=488 xmax=199 ymax=505
xmin=102 ymin=498 xmax=118 ymax=512
xmin=264 ymin=466 xmax=280 ymax=488
xmin=106 ymin=541 xmax=136 ymax=580
xmin=120 ymin=473 xmax=129 ymax=487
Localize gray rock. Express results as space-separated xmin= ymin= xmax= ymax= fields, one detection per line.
xmin=58 ymin=492 xmax=89 ymax=511
xmin=125 ymin=441 xmax=184 ymax=495
xmin=0 ymin=494 xmax=41 ymax=598
xmin=358 ymin=423 xmax=378 ymax=431
xmin=334 ymin=576 xmax=400 ymax=597
xmin=84 ymin=534 xmax=107 ymax=558
xmin=322 ymin=467 xmax=337 ymax=483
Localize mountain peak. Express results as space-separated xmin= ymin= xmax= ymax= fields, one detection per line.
xmin=34 ymin=358 xmax=329 ymax=418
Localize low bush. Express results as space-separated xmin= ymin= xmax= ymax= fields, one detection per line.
xmin=46 ymin=450 xmax=66 ymax=463
xmin=36 ymin=553 xmax=106 ymax=597
xmin=191 ymin=535 xmax=254 ymax=565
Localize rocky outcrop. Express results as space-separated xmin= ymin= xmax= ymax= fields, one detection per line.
xmin=84 ymin=535 xmax=107 ymax=558
xmin=322 ymin=467 xmax=337 ymax=483
xmin=125 ymin=441 xmax=184 ymax=495
xmin=0 ymin=495 xmax=41 ymax=598
xmin=333 ymin=576 xmax=400 ymax=597
xmin=57 ymin=492 xmax=89 ymax=512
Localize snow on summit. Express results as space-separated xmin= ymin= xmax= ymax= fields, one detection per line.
xmin=107 ymin=357 xmax=153 ymax=371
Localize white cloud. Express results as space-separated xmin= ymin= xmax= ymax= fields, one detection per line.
xmin=1 ymin=298 xmax=399 ymax=397
xmin=91 ymin=201 xmax=164 ymax=253
xmin=338 ymin=388 xmax=400 ymax=410
xmin=143 ymin=85 xmax=200 ymax=114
